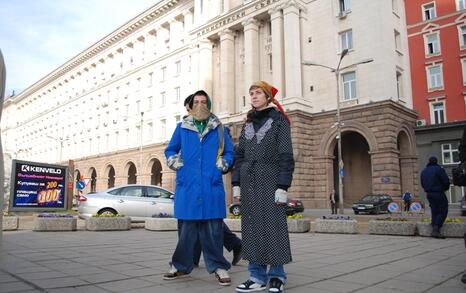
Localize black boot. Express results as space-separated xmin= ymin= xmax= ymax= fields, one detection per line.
xmin=431 ymin=226 xmax=446 ymax=239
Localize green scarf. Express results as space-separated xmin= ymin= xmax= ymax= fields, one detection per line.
xmin=193 ymin=118 xmax=208 ymax=134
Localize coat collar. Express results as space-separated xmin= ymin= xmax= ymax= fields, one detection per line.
xmin=181 ymin=114 xmax=221 ymax=138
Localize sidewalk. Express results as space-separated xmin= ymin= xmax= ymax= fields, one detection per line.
xmin=1 ymin=227 xmax=465 ymax=292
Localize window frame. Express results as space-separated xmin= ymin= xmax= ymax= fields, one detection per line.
xmin=426 ymin=64 xmax=444 ymax=91
xmin=424 ymin=32 xmax=441 ymax=56
xmin=457 ymin=0 xmax=466 ymax=11
xmin=458 ymin=25 xmax=466 ymax=48
xmin=441 ymin=143 xmax=460 ymax=165
xmin=339 ymin=0 xmax=351 ymax=13
xmin=341 ymin=71 xmax=357 ymax=101
xmin=340 ymin=29 xmax=353 ymax=51
xmin=422 ymin=2 xmax=436 ymax=21
xmin=430 ymin=101 xmax=446 ymax=124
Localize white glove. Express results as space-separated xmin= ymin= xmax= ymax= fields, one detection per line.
xmin=167 ymin=154 xmax=184 ymax=171
xmin=216 ymin=157 xmax=229 ymax=172
xmin=275 ymin=188 xmax=287 ymax=204
xmin=233 ymin=186 xmax=241 ymax=199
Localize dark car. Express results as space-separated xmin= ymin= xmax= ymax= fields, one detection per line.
xmin=352 ymin=194 xmax=393 ymax=215
xmin=461 ymin=196 xmax=466 ymax=216
xmin=229 ymin=199 xmax=304 ymax=216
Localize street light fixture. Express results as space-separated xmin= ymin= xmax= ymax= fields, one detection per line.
xmin=303 ymin=50 xmax=374 ymax=214
xmin=46 ymin=135 xmax=69 ymax=163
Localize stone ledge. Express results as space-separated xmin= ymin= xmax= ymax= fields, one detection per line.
xmin=86 ymin=217 xmax=131 ymax=231
xmin=33 ymin=217 xmax=77 ymax=232
xmin=287 ymin=219 xmax=310 ymax=233
xmin=315 ymin=219 xmax=359 ymax=234
xmin=368 ymin=220 xmax=416 ymax=236
xmin=224 ymin=218 xmax=241 ymax=232
xmin=145 ymin=218 xmax=177 ymax=231
xmin=2 ymin=216 xmax=19 ymax=231
xmin=416 ymin=222 xmax=466 ymax=238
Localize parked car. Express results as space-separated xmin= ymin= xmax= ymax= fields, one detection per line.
xmin=461 ymin=196 xmax=466 ymax=216
xmin=352 ymin=194 xmax=393 ymax=215
xmin=78 ymin=184 xmax=174 ymax=221
xmin=229 ymin=199 xmax=304 ymax=216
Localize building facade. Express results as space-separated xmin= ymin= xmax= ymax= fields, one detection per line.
xmin=406 ymin=0 xmax=466 ymax=203
xmin=2 ymin=0 xmax=417 ymax=209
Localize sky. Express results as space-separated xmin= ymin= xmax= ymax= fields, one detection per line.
xmin=0 ymin=0 xmax=158 ymax=97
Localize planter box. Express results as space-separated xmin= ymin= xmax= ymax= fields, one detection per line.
xmin=145 ymin=218 xmax=177 ymax=231
xmin=2 ymin=216 xmax=19 ymax=231
xmin=315 ymin=219 xmax=359 ymax=234
xmin=34 ymin=217 xmax=77 ymax=232
xmin=86 ymin=216 xmax=131 ymax=231
xmin=224 ymin=218 xmax=241 ymax=232
xmin=368 ymin=220 xmax=416 ymax=236
xmin=416 ymin=222 xmax=466 ymax=238
xmin=287 ymin=218 xmax=310 ymax=233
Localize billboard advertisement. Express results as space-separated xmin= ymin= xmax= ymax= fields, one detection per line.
xmin=9 ymin=160 xmax=68 ymax=211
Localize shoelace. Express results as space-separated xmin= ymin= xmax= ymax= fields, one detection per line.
xmin=240 ymin=279 xmax=256 ymax=288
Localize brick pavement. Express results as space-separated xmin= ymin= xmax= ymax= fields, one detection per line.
xmin=1 ymin=228 xmax=465 ymax=293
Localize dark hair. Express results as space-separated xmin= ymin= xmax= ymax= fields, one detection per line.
xmin=184 ymin=94 xmax=194 ymax=108
xmin=189 ymin=90 xmax=211 ymax=109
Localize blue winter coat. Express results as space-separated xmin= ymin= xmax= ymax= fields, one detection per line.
xmin=420 ymin=162 xmax=450 ymax=194
xmin=165 ymin=114 xmax=234 ymax=220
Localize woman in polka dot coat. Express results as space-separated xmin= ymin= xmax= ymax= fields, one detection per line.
xmin=232 ymin=81 xmax=294 ymax=293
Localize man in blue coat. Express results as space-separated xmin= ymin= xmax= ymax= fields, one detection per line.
xmin=420 ymin=156 xmax=450 ymax=239
xmin=163 ymin=90 xmax=234 ymax=286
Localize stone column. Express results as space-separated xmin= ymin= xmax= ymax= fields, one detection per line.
xmin=242 ymin=18 xmax=260 ymax=95
xmin=399 ymin=156 xmax=419 ymax=197
xmin=183 ymin=10 xmax=194 ymax=34
xmin=370 ymin=150 xmax=402 ymax=198
xmin=219 ymin=29 xmax=235 ymax=115
xmin=198 ymin=39 xmax=213 ymax=94
xmin=283 ymin=2 xmax=302 ymax=98
xmin=169 ymin=19 xmax=183 ymax=49
xmin=269 ymin=6 xmax=284 ymax=99
xmin=223 ymin=0 xmax=230 ymax=13
xmin=194 ymin=0 xmax=203 ymax=25
xmin=156 ymin=26 xmax=169 ymax=55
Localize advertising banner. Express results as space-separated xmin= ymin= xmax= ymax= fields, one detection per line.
xmin=9 ymin=160 xmax=68 ymax=211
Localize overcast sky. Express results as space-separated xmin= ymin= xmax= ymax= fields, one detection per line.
xmin=0 ymin=0 xmax=157 ymax=97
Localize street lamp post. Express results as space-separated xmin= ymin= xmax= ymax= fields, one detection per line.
xmin=303 ymin=50 xmax=373 ymax=214
xmin=46 ymin=135 xmax=69 ymax=163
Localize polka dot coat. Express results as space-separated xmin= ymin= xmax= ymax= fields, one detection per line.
xmin=232 ymin=109 xmax=295 ymax=266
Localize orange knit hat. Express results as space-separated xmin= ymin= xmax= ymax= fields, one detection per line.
xmin=250 ymin=81 xmax=291 ymax=124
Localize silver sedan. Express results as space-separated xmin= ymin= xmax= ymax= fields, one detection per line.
xmin=78 ymin=184 xmax=174 ymax=221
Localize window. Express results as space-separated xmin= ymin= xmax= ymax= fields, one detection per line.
xmin=161 ymin=119 xmax=166 ymax=138
xmin=457 ymin=0 xmax=466 ymax=11
xmin=339 ymin=0 xmax=351 ymax=12
xmin=148 ymin=96 xmax=153 ymax=110
xmin=136 ymin=100 xmax=141 ymax=113
xmin=431 ymin=102 xmax=446 ymax=124
xmin=396 ymin=71 xmax=403 ymax=99
xmin=394 ymin=30 xmax=401 ymax=51
xmin=174 ymin=87 xmax=180 ymax=103
xmin=161 ymin=92 xmax=166 ymax=107
xmin=441 ymin=143 xmax=460 ymax=164
xmin=423 ymin=3 xmax=436 ymax=20
xmin=340 ymin=30 xmax=353 ymax=51
xmin=342 ymin=71 xmax=356 ymax=100
xmin=125 ymin=128 xmax=129 ymax=145
xmin=161 ymin=66 xmax=166 ymax=82
xmin=146 ymin=187 xmax=172 ymax=198
xmin=148 ymin=72 xmax=153 ymax=87
xmin=462 ymin=59 xmax=466 ymax=85
xmin=148 ymin=122 xmax=153 ymax=141
xmin=392 ymin=0 xmax=399 ymax=14
xmin=427 ymin=65 xmax=443 ymax=89
xmin=268 ymin=54 xmax=273 ymax=71
xmin=460 ymin=25 xmax=466 ymax=47
xmin=425 ymin=33 xmax=440 ymax=55
xmin=175 ymin=61 xmax=181 ymax=76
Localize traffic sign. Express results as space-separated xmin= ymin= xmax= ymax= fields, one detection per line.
xmin=410 ymin=202 xmax=422 ymax=213
xmin=76 ymin=181 xmax=85 ymax=190
xmin=387 ymin=202 xmax=400 ymax=213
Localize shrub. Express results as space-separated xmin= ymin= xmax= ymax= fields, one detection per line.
xmin=321 ymin=215 xmax=352 ymax=220
xmin=37 ymin=213 xmax=74 ymax=218
xmin=375 ymin=217 xmax=409 ymax=221
xmin=91 ymin=213 xmax=125 ymax=218
xmin=287 ymin=214 xmax=304 ymax=219
xmin=421 ymin=217 xmax=463 ymax=223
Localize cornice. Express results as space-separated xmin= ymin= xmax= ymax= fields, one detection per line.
xmin=13 ymin=0 xmax=182 ymax=103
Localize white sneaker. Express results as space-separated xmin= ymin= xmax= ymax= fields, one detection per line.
xmin=215 ymin=268 xmax=231 ymax=286
xmin=236 ymin=279 xmax=267 ymax=292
